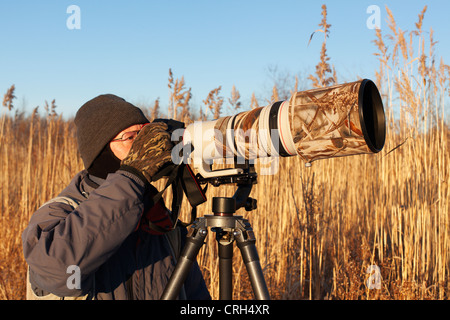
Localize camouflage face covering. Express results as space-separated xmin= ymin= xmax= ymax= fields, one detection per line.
xmin=121 ymin=122 xmax=174 ymax=183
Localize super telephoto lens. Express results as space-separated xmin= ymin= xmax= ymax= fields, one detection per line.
xmin=179 ymin=79 xmax=386 ymax=177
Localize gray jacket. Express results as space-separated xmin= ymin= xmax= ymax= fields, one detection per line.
xmin=22 ymin=169 xmax=210 ymax=300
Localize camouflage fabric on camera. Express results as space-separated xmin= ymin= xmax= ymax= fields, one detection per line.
xmin=121 ymin=122 xmax=174 ymax=183
xmin=205 ymin=79 xmax=384 ymax=163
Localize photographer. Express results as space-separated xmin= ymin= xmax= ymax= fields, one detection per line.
xmin=22 ymin=94 xmax=210 ymax=300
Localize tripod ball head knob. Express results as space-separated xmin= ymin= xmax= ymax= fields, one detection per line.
xmin=245 ymin=197 xmax=257 ymax=211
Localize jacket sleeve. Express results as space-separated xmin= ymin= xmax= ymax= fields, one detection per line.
xmin=22 ymin=170 xmax=147 ymax=297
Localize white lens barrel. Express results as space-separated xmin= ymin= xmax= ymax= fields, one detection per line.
xmin=181 ymin=79 xmax=385 ymax=166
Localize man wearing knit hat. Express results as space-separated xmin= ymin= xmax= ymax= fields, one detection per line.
xmin=22 ymin=94 xmax=210 ymax=300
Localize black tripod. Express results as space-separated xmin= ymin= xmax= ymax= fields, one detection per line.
xmin=160 ymin=165 xmax=270 ymax=300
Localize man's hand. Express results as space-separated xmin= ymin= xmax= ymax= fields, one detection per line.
xmin=120 ymin=122 xmax=173 ymax=183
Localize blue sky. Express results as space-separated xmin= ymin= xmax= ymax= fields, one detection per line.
xmin=1 ymin=0 xmax=449 ymax=118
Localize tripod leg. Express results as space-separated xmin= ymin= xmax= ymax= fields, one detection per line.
xmin=160 ymin=226 xmax=207 ymax=300
xmin=217 ymin=230 xmax=233 ymax=300
xmin=235 ymin=228 xmax=270 ymax=300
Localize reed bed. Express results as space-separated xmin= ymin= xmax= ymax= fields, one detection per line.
xmin=0 ymin=5 xmax=448 ymax=299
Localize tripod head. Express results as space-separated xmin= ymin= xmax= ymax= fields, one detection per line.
xmin=196 ymin=159 xmax=257 ymax=186
xmin=196 ymin=160 xmax=258 ymax=213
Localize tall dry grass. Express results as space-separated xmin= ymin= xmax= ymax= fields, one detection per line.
xmin=0 ymin=100 xmax=83 ymax=299
xmin=0 ymin=5 xmax=448 ymax=300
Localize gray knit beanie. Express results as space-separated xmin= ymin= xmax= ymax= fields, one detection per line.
xmin=75 ymin=94 xmax=149 ymax=169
